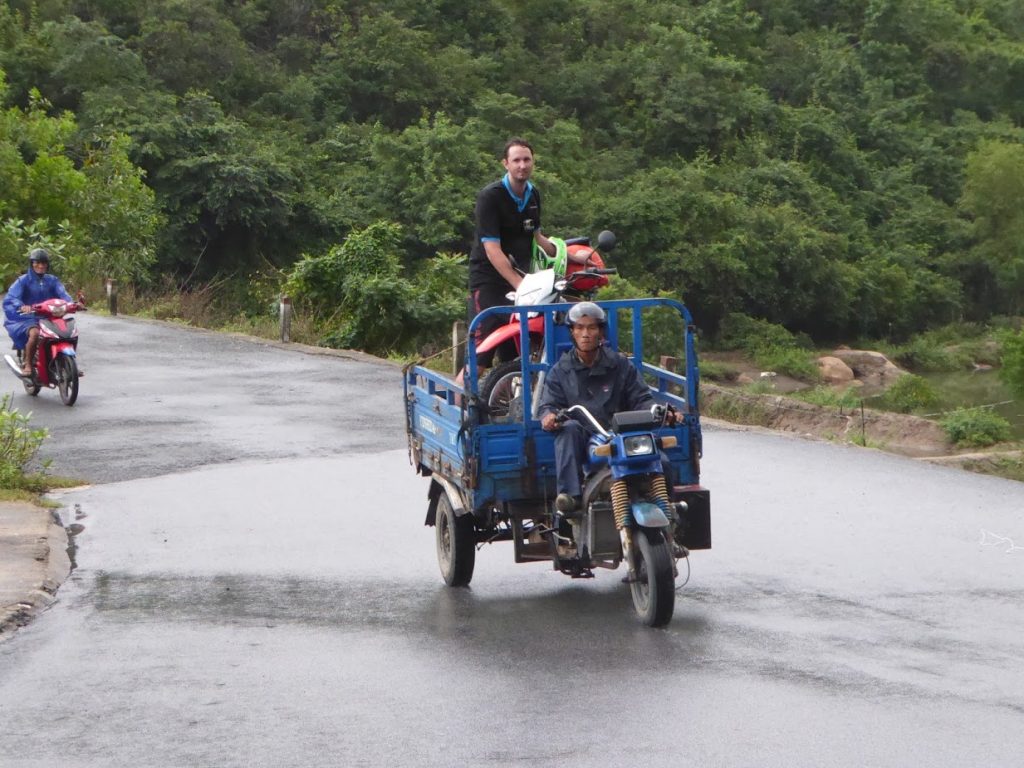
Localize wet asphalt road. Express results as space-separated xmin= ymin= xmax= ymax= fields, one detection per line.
xmin=2 ymin=312 xmax=408 ymax=482
xmin=2 ymin=312 xmax=1024 ymax=767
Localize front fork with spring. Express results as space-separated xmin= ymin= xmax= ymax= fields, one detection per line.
xmin=613 ymin=475 xmax=680 ymax=581
xmin=611 ymin=479 xmax=637 ymax=580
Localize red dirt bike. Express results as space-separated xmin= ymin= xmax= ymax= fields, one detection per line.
xmin=474 ymin=231 xmax=617 ymax=421
xmin=3 ymin=297 xmax=85 ymax=406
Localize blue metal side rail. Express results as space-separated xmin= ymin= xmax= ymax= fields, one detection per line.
xmin=403 ymin=298 xmax=704 ymax=512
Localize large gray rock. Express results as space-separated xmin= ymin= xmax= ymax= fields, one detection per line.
xmin=816 ymin=355 xmax=855 ymax=383
xmin=830 ymin=349 xmax=906 ymax=387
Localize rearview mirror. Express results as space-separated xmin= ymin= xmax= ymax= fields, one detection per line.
xmin=596 ymin=230 xmax=616 ymax=252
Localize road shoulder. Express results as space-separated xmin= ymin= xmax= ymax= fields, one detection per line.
xmin=0 ymin=501 xmax=70 ymax=641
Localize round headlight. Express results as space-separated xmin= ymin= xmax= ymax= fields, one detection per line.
xmin=623 ymin=435 xmax=655 ymax=457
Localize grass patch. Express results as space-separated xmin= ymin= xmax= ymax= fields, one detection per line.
xmin=700 ymin=359 xmax=742 ymax=383
xmin=792 ymin=386 xmax=862 ymax=409
xmin=940 ymin=407 xmax=1012 ymax=448
xmin=703 ymin=390 xmax=773 ymax=426
xmin=752 ymin=345 xmax=821 ymax=382
xmin=847 ymin=432 xmax=887 ymax=450
xmin=962 ymin=455 xmax=1024 ymax=482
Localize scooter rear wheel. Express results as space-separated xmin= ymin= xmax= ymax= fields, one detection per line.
xmin=55 ymin=354 xmax=79 ymax=406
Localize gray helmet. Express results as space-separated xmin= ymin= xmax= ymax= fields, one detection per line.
xmin=28 ymin=248 xmax=50 ymax=267
xmin=566 ymin=301 xmax=606 ymax=328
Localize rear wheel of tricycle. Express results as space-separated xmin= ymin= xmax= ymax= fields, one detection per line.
xmin=436 ymin=492 xmax=475 ymax=587
xmin=630 ymin=528 xmax=675 ymax=627
xmin=56 ymin=354 xmax=79 ymax=406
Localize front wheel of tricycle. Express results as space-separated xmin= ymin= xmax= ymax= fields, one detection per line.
xmin=630 ymin=528 xmax=675 ymax=627
xmin=436 ymin=492 xmax=475 ymax=587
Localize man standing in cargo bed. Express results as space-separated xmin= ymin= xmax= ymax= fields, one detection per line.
xmin=468 ymin=138 xmax=557 ymax=371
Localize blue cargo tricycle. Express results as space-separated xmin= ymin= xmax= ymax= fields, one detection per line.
xmin=403 ymin=298 xmax=711 ymax=627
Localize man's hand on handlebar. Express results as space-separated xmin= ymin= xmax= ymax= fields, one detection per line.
xmin=653 ymin=403 xmax=680 ymax=427
xmin=541 ymin=410 xmax=568 ymax=431
xmin=18 ymin=305 xmax=32 ymax=315
xmin=665 ymin=405 xmax=680 ymax=426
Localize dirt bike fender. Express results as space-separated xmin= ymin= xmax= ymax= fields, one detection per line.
xmin=475 ymin=316 xmax=544 ymax=355
xmin=632 ymin=500 xmax=670 ymax=528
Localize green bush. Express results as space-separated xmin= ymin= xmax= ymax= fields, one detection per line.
xmin=940 ymin=407 xmax=1012 ymax=448
xmin=717 ymin=313 xmax=809 ymax=353
xmin=284 ymin=221 xmax=466 ymax=356
xmin=0 ymin=395 xmax=49 ymax=489
xmin=874 ymin=374 xmax=941 ymax=413
xmin=889 ymin=336 xmax=971 ymax=372
xmin=999 ymin=329 xmax=1024 ymax=398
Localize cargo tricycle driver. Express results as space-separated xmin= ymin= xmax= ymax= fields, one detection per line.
xmin=537 ymin=302 xmax=677 ymax=513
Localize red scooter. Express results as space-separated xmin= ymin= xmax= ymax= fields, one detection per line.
xmin=3 ymin=298 xmax=85 ymax=406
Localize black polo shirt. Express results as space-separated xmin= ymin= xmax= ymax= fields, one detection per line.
xmin=469 ymin=176 xmax=542 ymax=290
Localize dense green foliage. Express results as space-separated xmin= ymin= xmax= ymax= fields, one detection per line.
xmin=2 ymin=0 xmax=1024 ymax=353
xmin=0 ymin=393 xmax=47 ymax=488
xmin=0 ymin=69 xmax=159 ymax=286
xmin=284 ymin=221 xmax=465 ymax=354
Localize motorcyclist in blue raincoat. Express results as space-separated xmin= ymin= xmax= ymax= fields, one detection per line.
xmin=3 ymin=248 xmax=74 ymax=375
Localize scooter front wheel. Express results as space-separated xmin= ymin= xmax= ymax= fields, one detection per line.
xmin=55 ymin=354 xmax=79 ymax=406
xmin=630 ymin=528 xmax=675 ymax=627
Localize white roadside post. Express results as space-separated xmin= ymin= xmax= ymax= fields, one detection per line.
xmin=279 ymin=295 xmax=293 ymax=343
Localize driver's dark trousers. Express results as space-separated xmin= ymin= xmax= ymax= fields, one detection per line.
xmin=554 ymin=421 xmax=589 ymax=498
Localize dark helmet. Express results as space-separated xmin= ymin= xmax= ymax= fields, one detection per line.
xmin=566 ymin=301 xmax=607 ymax=328
xmin=28 ymin=248 xmax=51 ymax=267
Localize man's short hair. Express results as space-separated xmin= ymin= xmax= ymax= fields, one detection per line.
xmin=503 ymin=137 xmax=534 ymax=159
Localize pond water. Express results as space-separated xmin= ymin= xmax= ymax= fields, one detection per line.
xmin=922 ymin=369 xmax=1024 ymax=440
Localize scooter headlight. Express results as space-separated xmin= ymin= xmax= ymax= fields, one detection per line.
xmin=623 ymin=435 xmax=655 ymax=457
xmin=50 ymin=304 xmax=66 ymax=318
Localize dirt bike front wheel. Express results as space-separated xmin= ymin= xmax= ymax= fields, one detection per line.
xmin=479 ymin=358 xmax=536 ymax=424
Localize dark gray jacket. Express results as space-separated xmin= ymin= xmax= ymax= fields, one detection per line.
xmin=537 ymin=345 xmax=654 ymax=429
